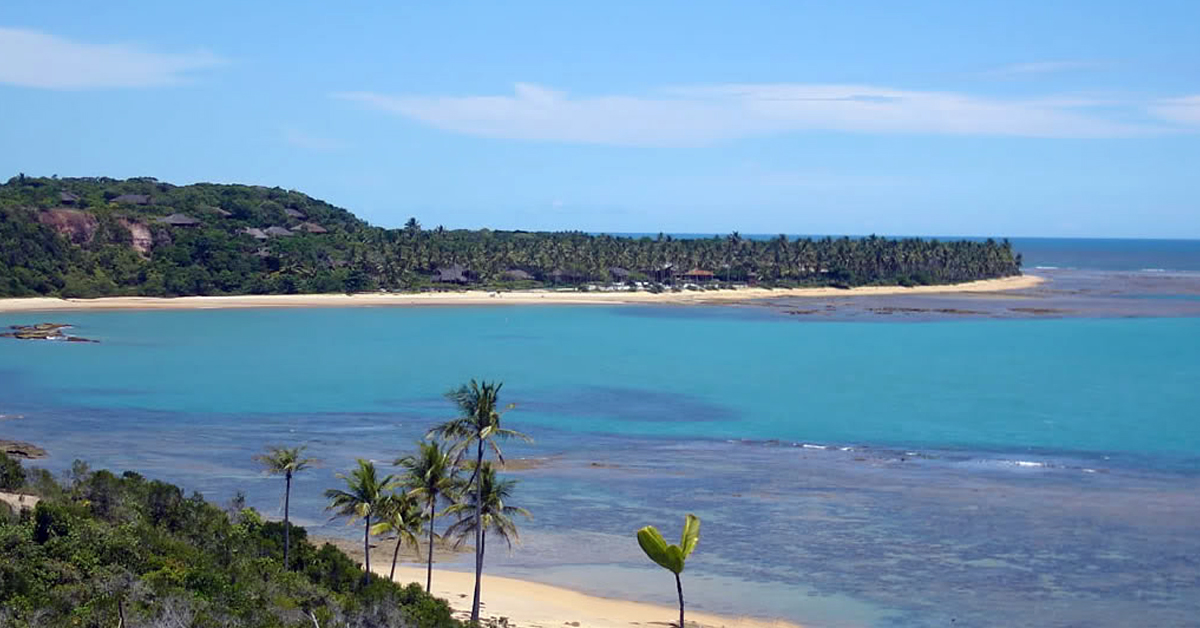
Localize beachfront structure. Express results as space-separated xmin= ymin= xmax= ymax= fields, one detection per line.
xmin=433 ymin=264 xmax=471 ymax=284
xmin=608 ymin=267 xmax=630 ymax=282
xmin=502 ymin=269 xmax=533 ymax=281
xmin=549 ymin=268 xmax=587 ymax=284
xmin=646 ymin=263 xmax=676 ymax=283
xmin=682 ymin=268 xmax=715 ymax=282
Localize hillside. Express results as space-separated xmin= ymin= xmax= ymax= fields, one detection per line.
xmin=0 ymin=175 xmax=1022 ymax=298
xmin=0 ymin=453 xmax=459 ymax=628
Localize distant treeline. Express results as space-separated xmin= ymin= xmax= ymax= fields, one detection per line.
xmin=0 ymin=175 xmax=1022 ymax=298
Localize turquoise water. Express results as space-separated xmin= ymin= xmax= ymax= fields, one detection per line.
xmin=3 ymin=307 xmax=1199 ymax=464
xmin=3 ymin=302 xmax=1200 ymax=626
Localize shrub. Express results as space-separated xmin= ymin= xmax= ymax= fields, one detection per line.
xmin=0 ymin=453 xmax=23 ymax=490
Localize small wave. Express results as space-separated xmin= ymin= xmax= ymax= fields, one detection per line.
xmin=1011 ymin=460 xmax=1047 ymax=468
xmin=1140 ymin=268 xmax=1167 ymax=273
xmin=801 ymin=443 xmax=827 ymax=450
xmin=1033 ymin=266 xmax=1059 ymax=270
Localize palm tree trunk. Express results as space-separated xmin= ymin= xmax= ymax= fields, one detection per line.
xmin=363 ymin=515 xmax=371 ymax=586
xmin=390 ymin=533 xmax=402 ymax=581
xmin=283 ymin=472 xmax=291 ymax=570
xmin=675 ymin=572 xmax=685 ymax=628
xmin=426 ymin=497 xmax=436 ymax=592
xmin=471 ymin=440 xmax=484 ymax=623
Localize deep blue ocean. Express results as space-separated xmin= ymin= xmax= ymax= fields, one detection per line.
xmin=3 ymin=237 xmax=1200 ymax=627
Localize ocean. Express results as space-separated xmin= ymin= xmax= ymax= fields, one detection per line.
xmin=2 ymin=238 xmax=1200 ymax=627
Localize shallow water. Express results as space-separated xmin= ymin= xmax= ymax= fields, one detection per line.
xmin=2 ymin=270 xmax=1200 ymax=627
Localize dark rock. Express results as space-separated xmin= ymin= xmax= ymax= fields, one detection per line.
xmin=0 ymin=439 xmax=47 ymax=459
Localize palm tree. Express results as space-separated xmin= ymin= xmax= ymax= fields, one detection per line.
xmin=428 ymin=380 xmax=531 ymax=624
xmin=254 ymin=445 xmax=315 ymax=570
xmin=324 ymin=459 xmax=399 ymax=585
xmin=443 ymin=462 xmax=531 ymax=584
xmin=370 ymin=490 xmax=424 ymax=582
xmin=637 ymin=514 xmax=701 ymax=628
xmin=396 ymin=440 xmax=458 ymax=593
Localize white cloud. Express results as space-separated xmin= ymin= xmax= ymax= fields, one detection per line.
xmin=0 ymin=27 xmax=223 ymax=89
xmin=334 ymin=82 xmax=1162 ymax=146
xmin=1150 ymin=96 xmax=1200 ymax=126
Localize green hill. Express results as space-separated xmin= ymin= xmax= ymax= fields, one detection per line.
xmin=0 ymin=453 xmax=459 ymax=628
xmin=0 ymin=175 xmax=1021 ymax=298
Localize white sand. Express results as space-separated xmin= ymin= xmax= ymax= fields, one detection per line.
xmin=379 ymin=563 xmax=802 ymax=628
xmin=0 ymin=275 xmax=1043 ymax=313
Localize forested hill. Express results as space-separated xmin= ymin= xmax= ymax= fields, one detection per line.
xmin=0 ymin=175 xmax=1021 ymax=298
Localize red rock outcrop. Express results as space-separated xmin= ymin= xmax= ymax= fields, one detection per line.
xmin=36 ymin=208 xmax=98 ymax=245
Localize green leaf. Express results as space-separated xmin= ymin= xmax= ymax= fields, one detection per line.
xmin=679 ymin=513 xmax=700 ymax=559
xmin=637 ymin=525 xmax=683 ymax=574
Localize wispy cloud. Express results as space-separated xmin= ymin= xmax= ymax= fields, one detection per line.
xmin=1150 ymin=95 xmax=1200 ymax=126
xmin=334 ymin=82 xmax=1163 ymax=146
xmin=0 ymin=27 xmax=223 ymax=89
xmin=982 ymin=61 xmax=1109 ymax=77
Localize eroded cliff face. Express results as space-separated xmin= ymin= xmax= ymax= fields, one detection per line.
xmin=36 ymin=208 xmax=98 ymax=245
xmin=117 ymin=218 xmax=154 ymax=255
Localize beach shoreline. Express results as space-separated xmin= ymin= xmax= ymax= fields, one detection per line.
xmin=317 ymin=532 xmax=804 ymax=628
xmin=376 ymin=562 xmax=803 ymax=628
xmin=0 ymin=275 xmax=1042 ymax=313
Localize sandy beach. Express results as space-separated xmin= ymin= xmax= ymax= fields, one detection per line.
xmin=0 ymin=275 xmax=1042 ymax=313
xmin=318 ymin=532 xmax=801 ymax=628
xmin=377 ymin=563 xmax=802 ymax=628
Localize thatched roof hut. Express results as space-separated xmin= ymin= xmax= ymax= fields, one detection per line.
xmin=433 ymin=264 xmax=470 ymax=284
xmin=264 ymin=226 xmax=294 ymax=237
xmin=155 ymin=213 xmax=201 ymax=227
xmin=607 ymin=267 xmax=630 ymax=280
xmin=502 ymin=269 xmax=533 ymax=281
xmin=549 ymin=268 xmax=586 ymax=283
xmin=284 ymin=208 xmax=307 ymax=219
xmin=59 ymin=192 xmax=80 ymax=204
xmin=242 ymin=227 xmax=269 ymax=240
xmin=292 ymin=222 xmax=328 ymax=234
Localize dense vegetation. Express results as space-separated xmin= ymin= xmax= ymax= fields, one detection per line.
xmin=0 ymin=454 xmax=460 ymax=628
xmin=0 ymin=174 xmax=1022 ymax=298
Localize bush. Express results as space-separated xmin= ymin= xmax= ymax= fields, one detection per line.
xmin=0 ymin=453 xmax=24 ymax=490
xmin=0 ymin=462 xmax=465 ymax=628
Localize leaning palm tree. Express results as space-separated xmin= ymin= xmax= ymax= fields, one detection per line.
xmin=443 ymin=462 xmax=531 ymax=581
xmin=370 ymin=490 xmax=424 ymax=582
xmin=396 ymin=440 xmax=459 ymax=592
xmin=254 ymin=445 xmax=315 ymax=570
xmin=324 ymin=458 xmax=399 ymax=585
xmin=428 ymin=380 xmax=531 ymax=623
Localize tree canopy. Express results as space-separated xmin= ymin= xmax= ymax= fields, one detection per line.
xmin=0 ymin=452 xmax=459 ymax=628
xmin=1 ymin=175 xmax=1021 ymax=298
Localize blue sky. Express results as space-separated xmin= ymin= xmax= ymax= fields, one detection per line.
xmin=1 ymin=1 xmax=1198 ymax=238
